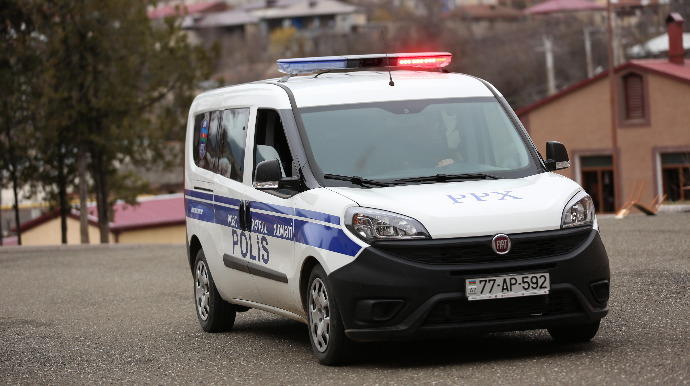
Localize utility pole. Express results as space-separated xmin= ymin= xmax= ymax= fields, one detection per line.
xmin=611 ymin=11 xmax=624 ymax=66
xmin=539 ymin=35 xmax=557 ymax=95
xmin=606 ymin=0 xmax=620 ymax=211
xmin=584 ymin=27 xmax=594 ymax=78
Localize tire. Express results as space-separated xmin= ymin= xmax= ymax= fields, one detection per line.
xmin=548 ymin=320 xmax=600 ymax=343
xmin=307 ymin=265 xmax=356 ymax=365
xmin=194 ymin=249 xmax=236 ymax=333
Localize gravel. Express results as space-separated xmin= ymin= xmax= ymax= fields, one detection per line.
xmin=1 ymin=212 xmax=689 ymax=385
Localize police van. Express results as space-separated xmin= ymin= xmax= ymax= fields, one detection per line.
xmin=184 ymin=52 xmax=610 ymax=365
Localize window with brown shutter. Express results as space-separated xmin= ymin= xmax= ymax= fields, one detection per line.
xmin=622 ymin=73 xmax=645 ymax=120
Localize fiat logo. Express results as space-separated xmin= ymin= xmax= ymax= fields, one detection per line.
xmin=492 ymin=234 xmax=511 ymax=255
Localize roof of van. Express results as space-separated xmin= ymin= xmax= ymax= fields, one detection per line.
xmin=197 ymin=71 xmax=498 ymax=109
xmin=280 ymin=71 xmax=497 ymax=108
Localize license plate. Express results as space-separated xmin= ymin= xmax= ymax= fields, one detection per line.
xmin=465 ymin=273 xmax=550 ymax=301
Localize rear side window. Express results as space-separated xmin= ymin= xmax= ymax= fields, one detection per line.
xmin=192 ymin=108 xmax=249 ymax=182
xmin=218 ymin=108 xmax=250 ymax=181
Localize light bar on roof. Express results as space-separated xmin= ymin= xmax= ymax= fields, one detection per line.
xmin=276 ymin=52 xmax=452 ymax=74
xmin=276 ymin=56 xmax=347 ymax=74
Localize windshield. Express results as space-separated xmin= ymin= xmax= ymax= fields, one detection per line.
xmin=299 ymin=97 xmax=539 ymax=183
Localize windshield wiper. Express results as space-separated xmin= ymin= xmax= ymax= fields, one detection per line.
xmin=394 ymin=173 xmax=500 ymax=183
xmin=323 ymin=174 xmax=394 ymax=187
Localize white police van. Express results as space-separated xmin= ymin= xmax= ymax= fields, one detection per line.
xmin=184 ymin=52 xmax=610 ymax=365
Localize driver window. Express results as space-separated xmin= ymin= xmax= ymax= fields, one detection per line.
xmin=254 ymin=109 xmax=294 ymax=180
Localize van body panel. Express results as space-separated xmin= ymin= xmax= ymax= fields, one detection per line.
xmin=328 ymin=173 xmax=581 ymax=239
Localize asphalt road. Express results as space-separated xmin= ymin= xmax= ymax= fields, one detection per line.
xmin=1 ymin=213 xmax=689 ymax=385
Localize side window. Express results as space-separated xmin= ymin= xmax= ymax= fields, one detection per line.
xmin=254 ymin=109 xmax=294 ymax=179
xmin=218 ymin=108 xmax=250 ymax=182
xmin=193 ymin=108 xmax=249 ymax=180
xmin=192 ymin=111 xmax=222 ymax=173
xmin=207 ymin=111 xmax=223 ymax=172
xmin=192 ymin=112 xmax=209 ymax=170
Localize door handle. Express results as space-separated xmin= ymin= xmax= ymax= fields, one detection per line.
xmin=238 ymin=200 xmax=245 ymax=231
xmin=245 ymin=200 xmax=252 ymax=232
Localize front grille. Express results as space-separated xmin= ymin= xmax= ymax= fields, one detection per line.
xmin=423 ymin=290 xmax=583 ymax=326
xmin=373 ymin=227 xmax=591 ymax=265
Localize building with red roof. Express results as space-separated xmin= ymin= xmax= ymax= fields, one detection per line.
xmin=524 ymin=0 xmax=605 ymax=15
xmin=516 ymin=13 xmax=690 ymax=213
xmin=7 ymin=194 xmax=185 ymax=246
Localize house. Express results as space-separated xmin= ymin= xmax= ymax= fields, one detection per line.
xmin=176 ymin=0 xmax=366 ymax=36
xmin=523 ymin=0 xmax=605 ymax=15
xmin=10 ymin=208 xmax=112 ymax=245
xmin=516 ymin=13 xmax=690 ymax=213
xmin=248 ymin=0 xmax=366 ymax=34
xmin=147 ymin=1 xmax=230 ymax=19
xmin=8 ymin=194 xmax=186 ymax=246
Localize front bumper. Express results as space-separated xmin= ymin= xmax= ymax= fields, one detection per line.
xmin=328 ymin=228 xmax=610 ymax=342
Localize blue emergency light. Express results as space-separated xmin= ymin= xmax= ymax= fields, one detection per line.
xmin=277 ymin=52 xmax=452 ymax=75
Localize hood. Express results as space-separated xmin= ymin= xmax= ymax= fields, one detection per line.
xmin=328 ymin=173 xmax=582 ymax=239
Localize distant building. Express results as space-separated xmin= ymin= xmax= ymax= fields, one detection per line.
xmin=152 ymin=0 xmax=367 ymax=36
xmin=8 ymin=194 xmax=185 ymax=246
xmin=248 ymin=0 xmax=366 ymax=34
xmin=523 ymin=0 xmax=605 ymax=15
xmin=516 ymin=14 xmax=690 ymax=213
xmin=147 ymin=1 xmax=230 ymax=19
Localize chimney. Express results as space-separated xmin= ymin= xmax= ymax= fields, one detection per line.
xmin=266 ymin=0 xmax=278 ymax=8
xmin=666 ymin=13 xmax=685 ymax=65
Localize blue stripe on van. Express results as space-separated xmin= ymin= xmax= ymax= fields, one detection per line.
xmin=294 ymin=219 xmax=361 ymax=257
xmin=186 ymin=199 xmax=215 ymax=223
xmin=251 ymin=201 xmax=295 ymax=217
xmin=215 ymin=195 xmax=241 ymax=207
xmin=214 ymin=204 xmax=241 ymax=229
xmin=294 ymin=208 xmax=340 ymax=226
xmin=250 ymin=211 xmax=294 ymax=241
xmin=185 ymin=189 xmax=213 ymax=202
xmin=185 ymin=192 xmax=352 ymax=253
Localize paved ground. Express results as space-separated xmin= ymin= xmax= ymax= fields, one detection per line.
xmin=1 ymin=213 xmax=689 ymax=385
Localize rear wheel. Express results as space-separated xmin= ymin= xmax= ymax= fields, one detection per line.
xmin=194 ymin=249 xmax=236 ymax=332
xmin=307 ymin=265 xmax=355 ymax=365
xmin=548 ymin=320 xmax=600 ymax=343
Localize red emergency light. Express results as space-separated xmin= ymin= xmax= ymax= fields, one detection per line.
xmin=396 ymin=55 xmax=451 ymax=68
xmin=277 ymin=52 xmax=453 ymax=74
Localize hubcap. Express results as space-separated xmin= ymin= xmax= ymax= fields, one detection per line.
xmin=195 ymin=260 xmax=210 ymax=321
xmin=309 ymin=278 xmax=331 ymax=353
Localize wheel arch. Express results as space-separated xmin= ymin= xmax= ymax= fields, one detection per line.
xmin=189 ymin=234 xmax=202 ymax=275
xmin=299 ymin=255 xmax=321 ymax=314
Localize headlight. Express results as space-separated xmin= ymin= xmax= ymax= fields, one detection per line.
xmin=561 ymin=191 xmax=595 ymax=228
xmin=345 ymin=207 xmax=430 ymax=243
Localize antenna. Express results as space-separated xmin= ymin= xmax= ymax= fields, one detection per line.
xmin=381 ymin=30 xmax=394 ymax=87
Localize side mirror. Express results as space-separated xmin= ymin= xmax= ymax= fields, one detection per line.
xmin=545 ymin=141 xmax=570 ymax=171
xmin=254 ymin=159 xmax=299 ymax=190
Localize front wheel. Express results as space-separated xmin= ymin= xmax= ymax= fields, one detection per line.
xmin=307 ymin=265 xmax=355 ymax=365
xmin=548 ymin=320 xmax=600 ymax=343
xmin=194 ymin=249 xmax=236 ymax=332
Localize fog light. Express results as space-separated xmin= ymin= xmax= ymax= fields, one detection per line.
xmin=590 ymin=280 xmax=610 ymax=302
xmin=355 ymin=299 xmax=404 ymax=323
